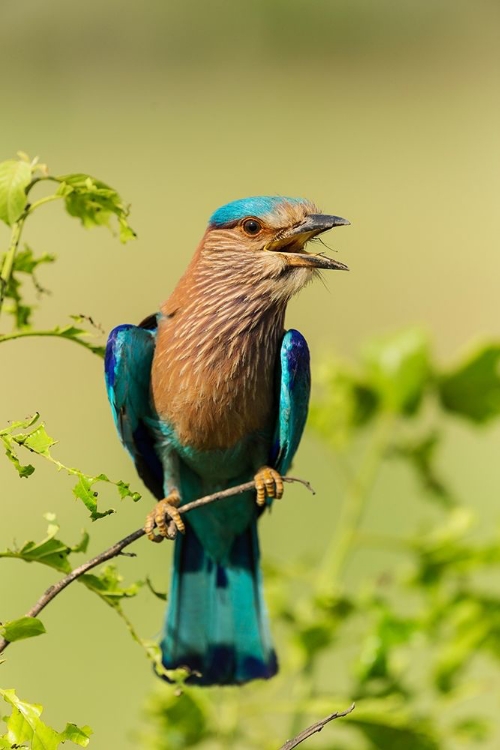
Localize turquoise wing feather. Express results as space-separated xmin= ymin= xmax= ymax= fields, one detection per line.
xmin=272 ymin=328 xmax=311 ymax=476
xmin=104 ymin=321 xmax=163 ymax=499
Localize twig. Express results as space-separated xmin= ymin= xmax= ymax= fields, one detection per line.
xmin=278 ymin=703 xmax=355 ymax=750
xmin=0 ymin=475 xmax=312 ymax=654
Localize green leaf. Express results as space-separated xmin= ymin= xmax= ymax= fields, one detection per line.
xmin=0 ymin=513 xmax=88 ymax=573
xmin=145 ymin=576 xmax=168 ymax=601
xmin=0 ymin=617 xmax=46 ymax=642
xmin=72 ymin=475 xmax=115 ymax=521
xmin=0 ymin=415 xmax=39 ymax=479
xmin=0 ymin=323 xmax=106 ymax=358
xmin=1 ymin=415 xmax=136 ymax=519
xmin=20 ymin=425 xmax=57 ymax=456
xmin=115 ymin=479 xmax=141 ymax=502
xmin=80 ymin=565 xmax=142 ymax=608
xmin=363 ymin=328 xmax=431 ymax=415
xmin=0 ymin=688 xmax=92 ymax=748
xmin=0 ymin=414 xmax=40 ymax=435
xmin=55 ymin=173 xmax=135 ymax=243
xmin=0 ymin=159 xmax=32 ymax=225
xmin=439 ymin=343 xmax=500 ymax=422
xmin=3 ymin=440 xmax=35 ymax=478
xmin=59 ymin=724 xmax=93 ymax=746
xmin=14 ymin=246 xmax=55 ymax=275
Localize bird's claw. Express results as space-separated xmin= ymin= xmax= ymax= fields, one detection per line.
xmin=254 ymin=466 xmax=284 ymax=506
xmin=144 ymin=492 xmax=185 ymax=542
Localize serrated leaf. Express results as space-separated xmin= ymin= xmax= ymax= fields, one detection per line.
xmin=71 ymin=475 xmax=114 ymax=520
xmin=0 ymin=159 xmax=32 ymax=225
xmin=2 ymin=415 xmax=138 ymax=519
xmin=0 ymin=688 xmax=92 ymax=749
xmin=55 ymin=173 xmax=135 ymax=243
xmin=80 ymin=565 xmax=142 ymax=608
xmin=19 ymin=425 xmax=57 ymax=456
xmin=59 ymin=723 xmax=92 ymax=746
xmin=0 ymin=617 xmax=46 ymax=642
xmin=0 ymin=515 xmax=89 ymax=573
xmin=439 ymin=343 xmax=500 ymax=422
xmin=0 ymin=414 xmax=40 ymax=435
xmin=3 ymin=440 xmax=35 ymax=478
xmin=14 ymin=246 xmax=55 ymax=275
xmin=115 ymin=479 xmax=141 ymax=502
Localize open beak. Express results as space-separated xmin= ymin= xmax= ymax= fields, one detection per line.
xmin=268 ymin=214 xmax=350 ymax=270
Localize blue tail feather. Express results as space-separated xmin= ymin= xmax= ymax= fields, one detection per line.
xmin=160 ymin=521 xmax=277 ymax=686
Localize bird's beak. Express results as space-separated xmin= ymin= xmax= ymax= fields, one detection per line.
xmin=267 ymin=214 xmax=350 ymax=270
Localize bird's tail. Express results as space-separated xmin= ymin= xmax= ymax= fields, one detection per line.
xmin=160 ymin=520 xmax=277 ymax=685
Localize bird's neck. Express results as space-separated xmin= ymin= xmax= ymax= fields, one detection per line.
xmin=151 ymin=258 xmax=287 ymax=451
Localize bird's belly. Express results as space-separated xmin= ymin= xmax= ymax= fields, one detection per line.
xmin=177 ymin=429 xmax=271 ymax=484
xmin=174 ymin=431 xmax=272 ymax=563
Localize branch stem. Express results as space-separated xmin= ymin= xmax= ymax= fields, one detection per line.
xmin=279 ymin=703 xmax=355 ymax=750
xmin=0 ymin=475 xmax=311 ymax=654
xmin=0 ymin=217 xmax=25 ymax=316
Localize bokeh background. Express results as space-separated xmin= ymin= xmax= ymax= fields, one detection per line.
xmin=1 ymin=1 xmax=499 ymax=747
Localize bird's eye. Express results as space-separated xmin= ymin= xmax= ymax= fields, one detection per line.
xmin=242 ymin=219 xmax=262 ymax=236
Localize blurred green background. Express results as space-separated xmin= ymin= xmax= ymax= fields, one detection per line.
xmin=1 ymin=0 xmax=500 ymax=747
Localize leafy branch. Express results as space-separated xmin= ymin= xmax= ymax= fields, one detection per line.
xmin=0 ymin=152 xmax=134 ymax=349
xmin=1 ymin=414 xmax=140 ymax=519
xmin=0 ymin=475 xmax=312 ymax=657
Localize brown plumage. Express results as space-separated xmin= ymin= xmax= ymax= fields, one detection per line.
xmin=151 ymin=199 xmax=322 ymax=451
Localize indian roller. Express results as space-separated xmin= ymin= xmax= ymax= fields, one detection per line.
xmin=105 ymin=196 xmax=349 ymax=685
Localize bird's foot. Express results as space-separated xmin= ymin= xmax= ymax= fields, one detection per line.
xmin=144 ymin=491 xmax=185 ymax=543
xmin=254 ymin=466 xmax=284 ymax=506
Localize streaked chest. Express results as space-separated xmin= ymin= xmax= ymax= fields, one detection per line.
xmin=151 ymin=292 xmax=286 ymax=452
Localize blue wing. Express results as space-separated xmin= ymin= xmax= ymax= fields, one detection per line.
xmin=270 ymin=328 xmax=311 ymax=476
xmin=104 ymin=319 xmax=164 ymax=499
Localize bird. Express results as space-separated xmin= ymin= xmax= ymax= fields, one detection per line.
xmin=104 ymin=196 xmax=349 ymax=686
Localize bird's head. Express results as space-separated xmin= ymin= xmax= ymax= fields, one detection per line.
xmin=200 ymin=196 xmax=349 ymax=299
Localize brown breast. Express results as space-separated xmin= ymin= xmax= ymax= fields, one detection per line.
xmin=151 ymin=274 xmax=286 ymax=452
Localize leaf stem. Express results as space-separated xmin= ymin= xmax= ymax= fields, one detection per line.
xmin=0 ymin=217 xmax=25 ymax=316
xmin=26 ymin=193 xmax=63 ymax=214
xmin=0 ymin=328 xmax=105 ymax=356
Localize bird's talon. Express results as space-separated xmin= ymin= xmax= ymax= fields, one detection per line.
xmin=254 ymin=467 xmax=284 ymax=506
xmin=144 ymin=493 xmax=185 ymax=542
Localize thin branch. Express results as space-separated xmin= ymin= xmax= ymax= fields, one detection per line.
xmin=279 ymin=703 xmax=355 ymax=750
xmin=0 ymin=475 xmax=312 ymax=654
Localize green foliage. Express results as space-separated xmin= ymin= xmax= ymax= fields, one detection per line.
xmin=1 ymin=413 xmax=141 ymax=520
xmin=0 ymin=513 xmax=88 ymax=573
xmin=0 ymin=618 xmax=46 ymax=643
xmin=0 ymin=689 xmax=92 ymax=748
xmin=0 ymin=151 xmax=134 ymax=346
xmin=439 ymin=343 xmax=500 ymax=423
xmin=0 ymin=159 xmax=32 ymax=226
xmin=2 ymin=151 xmax=500 ymax=748
xmin=140 ymin=328 xmax=500 ymax=749
xmin=0 ymin=151 xmax=141 ymax=749
xmin=56 ymin=174 xmax=136 ymax=243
